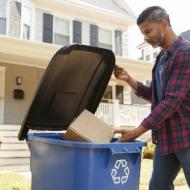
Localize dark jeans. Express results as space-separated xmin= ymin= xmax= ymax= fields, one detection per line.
xmin=149 ymin=145 xmax=190 ymax=190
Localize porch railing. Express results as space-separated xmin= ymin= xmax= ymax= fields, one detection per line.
xmin=95 ymin=100 xmax=151 ymax=127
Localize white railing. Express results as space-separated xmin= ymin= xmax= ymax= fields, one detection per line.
xmin=95 ymin=100 xmax=151 ymax=127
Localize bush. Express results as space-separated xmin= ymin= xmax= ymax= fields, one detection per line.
xmin=142 ymin=138 xmax=155 ymax=159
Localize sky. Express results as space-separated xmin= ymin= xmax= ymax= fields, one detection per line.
xmin=125 ymin=0 xmax=190 ymax=59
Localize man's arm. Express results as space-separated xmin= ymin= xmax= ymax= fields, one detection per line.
xmin=114 ymin=125 xmax=148 ymax=142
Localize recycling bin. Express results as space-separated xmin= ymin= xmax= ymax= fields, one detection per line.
xmin=27 ymin=133 xmax=145 ymax=190
xmin=18 ymin=44 xmax=145 ymax=190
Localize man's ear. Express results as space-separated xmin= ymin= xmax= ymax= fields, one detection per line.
xmin=160 ymin=18 xmax=169 ymax=28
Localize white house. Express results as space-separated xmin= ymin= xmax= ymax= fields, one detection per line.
xmin=0 ymin=0 xmax=152 ymax=126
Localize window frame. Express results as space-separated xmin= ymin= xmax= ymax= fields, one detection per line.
xmin=53 ymin=17 xmax=70 ymax=46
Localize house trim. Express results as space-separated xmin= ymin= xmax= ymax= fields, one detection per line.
xmin=0 ymin=66 xmax=5 ymax=123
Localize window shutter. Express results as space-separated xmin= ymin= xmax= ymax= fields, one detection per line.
xmin=115 ymin=30 xmax=122 ymax=56
xmin=73 ymin=20 xmax=81 ymax=43
xmin=90 ymin=24 xmax=98 ymax=47
xmin=0 ymin=18 xmax=6 ymax=34
xmin=43 ymin=13 xmax=53 ymax=43
xmin=9 ymin=1 xmax=21 ymax=37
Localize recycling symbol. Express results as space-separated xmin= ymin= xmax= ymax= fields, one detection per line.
xmin=111 ymin=159 xmax=130 ymax=184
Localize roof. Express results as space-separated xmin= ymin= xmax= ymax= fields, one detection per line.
xmin=69 ymin=0 xmax=136 ymax=21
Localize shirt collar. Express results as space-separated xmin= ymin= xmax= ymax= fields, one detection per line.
xmin=167 ymin=36 xmax=183 ymax=55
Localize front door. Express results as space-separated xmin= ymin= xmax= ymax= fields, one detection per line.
xmin=0 ymin=67 xmax=5 ymax=123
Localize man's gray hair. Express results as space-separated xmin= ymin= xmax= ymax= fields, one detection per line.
xmin=137 ymin=6 xmax=171 ymax=26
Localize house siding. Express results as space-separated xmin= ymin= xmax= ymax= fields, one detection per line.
xmin=122 ymin=30 xmax=129 ymax=57
xmin=0 ymin=63 xmax=45 ymax=124
xmin=35 ymin=8 xmax=43 ymax=42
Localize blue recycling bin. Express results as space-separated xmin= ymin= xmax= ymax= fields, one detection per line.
xmin=18 ymin=45 xmax=146 ymax=190
xmin=27 ymin=133 xmax=145 ymax=190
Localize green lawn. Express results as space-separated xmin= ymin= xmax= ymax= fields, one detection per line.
xmin=0 ymin=172 xmax=31 ymax=190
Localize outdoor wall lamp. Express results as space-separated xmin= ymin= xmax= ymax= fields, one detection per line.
xmin=16 ymin=76 xmax=22 ymax=85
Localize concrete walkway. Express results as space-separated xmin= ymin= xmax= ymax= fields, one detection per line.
xmin=175 ymin=186 xmax=189 ymax=190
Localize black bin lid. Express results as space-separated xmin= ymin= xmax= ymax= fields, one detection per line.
xmin=18 ymin=44 xmax=115 ymax=140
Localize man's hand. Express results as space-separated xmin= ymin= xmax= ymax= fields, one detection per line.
xmin=114 ymin=125 xmax=148 ymax=142
xmin=114 ymin=65 xmax=129 ymax=82
xmin=114 ymin=65 xmax=138 ymax=91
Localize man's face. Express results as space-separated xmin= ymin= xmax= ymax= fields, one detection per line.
xmin=139 ymin=21 xmax=165 ymax=48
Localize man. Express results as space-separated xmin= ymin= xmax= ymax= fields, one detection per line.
xmin=114 ymin=6 xmax=190 ymax=190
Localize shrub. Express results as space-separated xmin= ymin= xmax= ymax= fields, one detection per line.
xmin=142 ymin=138 xmax=155 ymax=159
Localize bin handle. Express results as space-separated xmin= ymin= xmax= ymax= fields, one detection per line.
xmin=110 ymin=146 xmax=141 ymax=155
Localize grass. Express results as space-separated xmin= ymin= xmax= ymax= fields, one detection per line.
xmin=0 ymin=172 xmax=31 ymax=190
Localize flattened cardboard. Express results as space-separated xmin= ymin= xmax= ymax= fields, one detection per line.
xmin=63 ymin=109 xmax=113 ymax=143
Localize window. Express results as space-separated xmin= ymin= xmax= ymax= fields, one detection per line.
xmin=99 ymin=28 xmax=112 ymax=50
xmin=22 ymin=6 xmax=32 ymax=40
xmin=116 ymin=85 xmax=123 ymax=104
xmin=9 ymin=1 xmax=21 ymax=37
xmin=54 ymin=18 xmax=70 ymax=46
xmin=115 ymin=30 xmax=122 ymax=56
xmin=0 ymin=17 xmax=6 ymax=35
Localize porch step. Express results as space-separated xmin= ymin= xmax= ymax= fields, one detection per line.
xmin=0 ymin=125 xmax=30 ymax=171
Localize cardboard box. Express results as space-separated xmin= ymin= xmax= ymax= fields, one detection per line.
xmin=63 ymin=109 xmax=113 ymax=143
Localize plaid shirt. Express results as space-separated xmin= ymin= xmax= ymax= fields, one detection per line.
xmin=136 ymin=37 xmax=190 ymax=154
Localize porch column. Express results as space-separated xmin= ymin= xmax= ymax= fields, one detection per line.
xmin=113 ymin=99 xmax=120 ymax=128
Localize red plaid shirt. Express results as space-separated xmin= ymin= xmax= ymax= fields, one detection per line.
xmin=136 ymin=37 xmax=190 ymax=154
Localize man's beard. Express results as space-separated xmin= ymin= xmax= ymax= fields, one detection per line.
xmin=147 ymin=33 xmax=164 ymax=48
